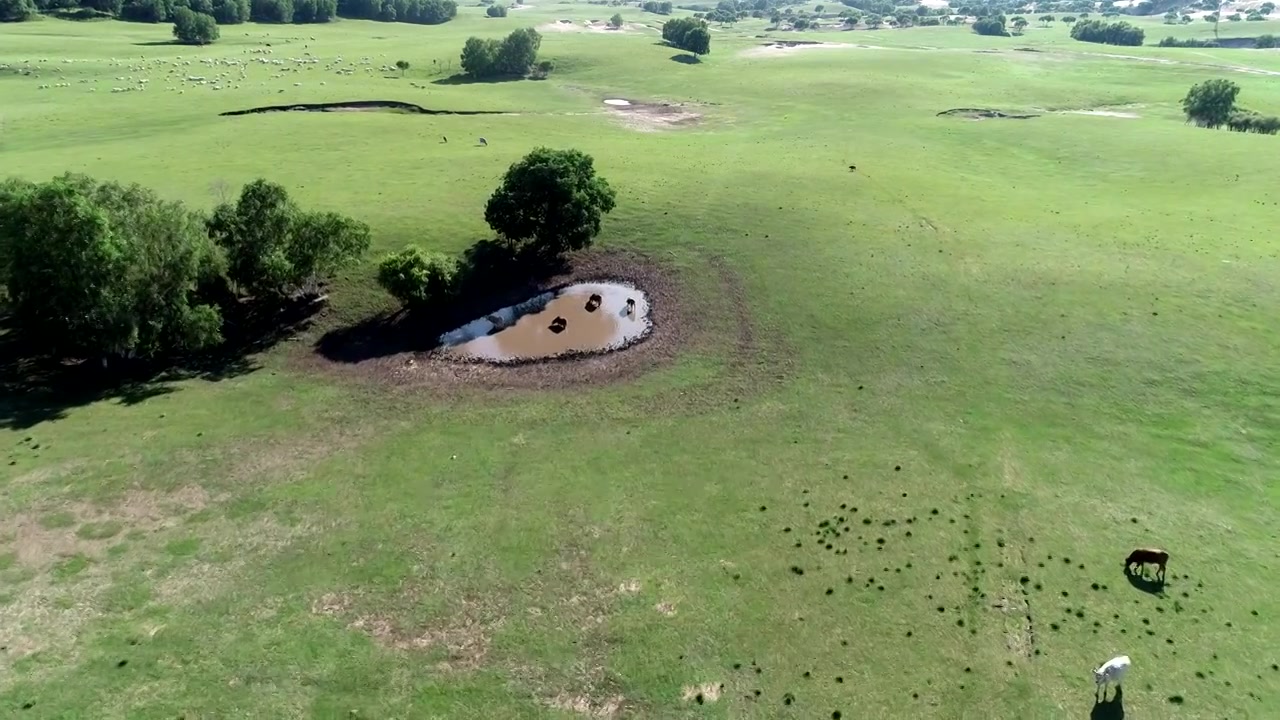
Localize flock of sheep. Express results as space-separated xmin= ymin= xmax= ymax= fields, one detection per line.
xmin=4 ymin=45 xmax=416 ymax=97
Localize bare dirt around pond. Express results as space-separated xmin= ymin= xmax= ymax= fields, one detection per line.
xmin=603 ymin=99 xmax=701 ymax=132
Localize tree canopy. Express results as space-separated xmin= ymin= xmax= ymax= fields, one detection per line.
xmin=460 ymin=27 xmax=541 ymax=78
xmin=0 ymin=0 xmax=38 ymax=21
xmin=1181 ymin=79 xmax=1240 ymax=128
xmin=172 ymin=7 xmax=220 ymax=44
xmin=663 ymin=16 xmax=712 ymax=55
xmin=206 ymin=179 xmax=371 ymax=298
xmin=376 ymin=246 xmax=457 ymax=309
xmin=335 ymin=0 xmax=455 ymax=24
xmin=484 ymin=148 xmax=617 ymax=260
xmin=971 ymin=14 xmax=1006 ymax=35
xmin=0 ymin=175 xmax=225 ymax=361
xmin=1069 ymin=18 xmax=1144 ymax=45
xmin=485 ymin=2 xmax=505 ymax=16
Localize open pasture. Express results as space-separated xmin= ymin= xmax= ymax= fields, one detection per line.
xmin=2 ymin=4 xmax=1280 ymax=718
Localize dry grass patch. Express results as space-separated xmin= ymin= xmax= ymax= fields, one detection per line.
xmin=549 ymin=693 xmax=625 ymax=717
xmin=605 ymin=101 xmax=701 ymax=133
xmin=681 ymin=682 xmax=722 ymax=704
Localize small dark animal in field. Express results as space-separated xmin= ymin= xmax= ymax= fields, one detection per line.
xmin=549 ymin=316 xmax=567 ymax=334
xmin=478 ymin=137 xmax=488 ymax=146
xmin=1126 ymin=548 xmax=1169 ymax=581
xmin=848 ymin=164 xmax=856 ymax=171
xmin=625 ymin=298 xmax=636 ymax=316
xmin=442 ymin=135 xmax=447 ymax=143
xmin=585 ymin=293 xmax=602 ymax=312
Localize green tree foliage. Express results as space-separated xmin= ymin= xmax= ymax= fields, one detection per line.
xmin=641 ymin=0 xmax=671 ymax=12
xmin=971 ymin=15 xmax=1007 ymax=35
xmin=250 ymin=0 xmax=292 ymax=21
xmin=1039 ymin=13 xmax=1054 ymax=24
xmin=211 ymin=0 xmax=250 ymax=22
xmin=483 ymin=148 xmax=617 ymax=260
xmin=1011 ymin=15 xmax=1027 ymax=32
xmin=172 ymin=7 xmax=220 ymax=44
xmin=336 ymin=0 xmax=455 ymax=23
xmin=609 ymin=11 xmax=622 ymax=26
xmin=1226 ymin=109 xmax=1280 ymax=134
xmin=1069 ymin=18 xmax=1144 ymax=45
xmin=663 ymin=16 xmax=711 ymax=53
xmin=1061 ymin=14 xmax=1075 ymax=23
xmin=683 ymin=25 xmax=711 ymax=56
xmin=485 ymin=2 xmax=505 ymax=15
xmin=864 ymin=11 xmax=880 ymax=27
xmin=1158 ymin=36 xmax=1218 ymax=46
xmin=120 ymin=0 xmax=170 ymax=21
xmin=1257 ymin=34 xmax=1278 ymax=47
xmin=80 ymin=0 xmax=124 ymax=15
xmin=376 ymin=247 xmax=457 ymax=308
xmin=0 ymin=175 xmax=225 ymax=362
xmin=206 ymin=180 xmax=371 ymax=298
xmin=291 ymin=0 xmax=335 ymax=21
xmin=459 ymin=28 xmax=539 ymax=77
xmin=395 ymin=59 xmax=409 ymax=75
xmin=1181 ymin=78 xmax=1239 ymax=128
xmin=0 ymin=0 xmax=38 ymax=20
xmin=1161 ymin=9 xmax=1176 ymax=22
xmin=1226 ymin=12 xmax=1241 ymax=20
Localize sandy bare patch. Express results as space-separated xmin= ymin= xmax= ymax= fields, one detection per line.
xmin=739 ymin=40 xmax=855 ymax=58
xmin=654 ymin=601 xmax=676 ymax=616
xmin=549 ymin=694 xmax=624 ymax=717
xmin=540 ymin=20 xmax=644 ymax=33
xmin=4 ymin=485 xmax=212 ymax=571
xmin=606 ymin=100 xmax=701 ymax=132
xmin=1054 ymin=109 xmax=1140 ymax=119
xmin=616 ymin=579 xmax=641 ymax=595
xmin=322 ymin=593 xmax=501 ymax=671
xmin=682 ymin=682 xmax=722 ymax=703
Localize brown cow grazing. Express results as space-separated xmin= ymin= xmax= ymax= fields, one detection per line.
xmin=584 ymin=293 xmax=602 ymax=312
xmin=1125 ymin=548 xmax=1168 ymax=581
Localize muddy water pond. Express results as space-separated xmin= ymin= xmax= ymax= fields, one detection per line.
xmin=439 ymin=282 xmax=651 ymax=362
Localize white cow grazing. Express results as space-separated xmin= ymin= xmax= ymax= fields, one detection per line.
xmin=1094 ymin=655 xmax=1130 ymax=700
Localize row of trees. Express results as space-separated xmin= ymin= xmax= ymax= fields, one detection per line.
xmin=0 ymin=176 xmax=369 ymax=363
xmin=662 ymin=16 xmax=711 ymax=57
xmin=172 ymin=6 xmax=218 ymax=43
xmin=377 ymin=148 xmax=616 ymax=312
xmin=1182 ymin=79 xmax=1280 ymax=135
xmin=1069 ymin=18 xmax=1144 ymax=45
xmin=0 ymin=0 xmax=453 ymax=23
xmin=459 ymin=27 xmax=544 ymax=79
xmin=641 ymin=0 xmax=671 ymax=13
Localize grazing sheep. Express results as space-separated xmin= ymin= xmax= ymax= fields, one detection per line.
xmin=1094 ymin=655 xmax=1130 ymax=701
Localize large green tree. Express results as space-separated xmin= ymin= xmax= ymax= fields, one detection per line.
xmin=172 ymin=7 xmax=220 ymax=44
xmin=376 ymin=246 xmax=457 ymax=308
xmin=206 ymin=180 xmax=371 ymax=298
xmin=1181 ymin=78 xmax=1240 ymax=128
xmin=0 ymin=0 xmax=38 ymax=21
xmin=0 ymin=175 xmax=225 ymax=362
xmin=483 ymin=148 xmax=617 ymax=259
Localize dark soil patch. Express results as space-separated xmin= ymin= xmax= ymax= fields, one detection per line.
xmin=937 ymin=108 xmax=1040 ymax=120
xmin=219 ymin=100 xmax=510 ymax=117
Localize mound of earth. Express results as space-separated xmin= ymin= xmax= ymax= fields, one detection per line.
xmin=937 ymin=108 xmax=1039 ymax=120
xmin=604 ymin=98 xmax=700 ymax=132
xmin=220 ymin=100 xmax=508 ymax=117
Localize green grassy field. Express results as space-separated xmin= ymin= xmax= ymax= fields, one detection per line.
xmin=4 ymin=6 xmax=1280 ymax=719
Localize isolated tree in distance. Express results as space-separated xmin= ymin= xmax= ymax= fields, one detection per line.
xmin=206 ymin=179 xmax=370 ymax=298
xmin=1162 ymin=9 xmax=1176 ymax=23
xmin=495 ymin=27 xmax=541 ymax=75
xmin=376 ymin=246 xmax=457 ymax=308
xmin=684 ymin=25 xmax=711 ymax=57
xmin=0 ymin=0 xmax=38 ymax=22
xmin=395 ymin=59 xmax=409 ymax=75
xmin=609 ymin=11 xmax=622 ymax=27
xmin=971 ymin=15 xmax=1007 ymax=35
xmin=1012 ymin=15 xmax=1028 ymax=32
xmin=1039 ymin=13 xmax=1054 ymax=24
xmin=662 ymin=16 xmax=709 ymax=52
xmin=486 ymin=2 xmax=505 ymax=16
xmin=172 ymin=7 xmax=220 ymax=44
xmin=484 ymin=148 xmax=617 ymax=260
xmin=1061 ymin=14 xmax=1075 ymax=23
xmin=865 ymin=12 xmax=881 ymax=27
xmin=460 ymin=36 xmax=502 ymax=76
xmin=1181 ymin=78 xmax=1239 ymax=128
xmin=0 ymin=175 xmax=225 ymax=362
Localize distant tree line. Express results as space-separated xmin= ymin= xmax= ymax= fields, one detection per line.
xmin=0 ymin=0 xmax=455 ymax=23
xmin=1182 ymin=78 xmax=1280 ymax=135
xmin=459 ymin=27 xmax=543 ymax=79
xmin=971 ymin=14 xmax=1007 ymax=35
xmin=641 ymin=0 xmax=672 ymax=13
xmin=0 ymin=175 xmax=369 ymax=365
xmin=1069 ymin=18 xmax=1144 ymax=45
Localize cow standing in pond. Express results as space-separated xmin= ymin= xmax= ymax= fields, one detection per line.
xmin=1094 ymin=655 xmax=1130 ymax=701
xmin=1125 ymin=548 xmax=1168 ymax=581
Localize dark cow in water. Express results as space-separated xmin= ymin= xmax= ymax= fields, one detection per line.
xmin=1125 ymin=548 xmax=1168 ymax=581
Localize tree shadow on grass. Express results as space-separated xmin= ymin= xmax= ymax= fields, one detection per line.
xmin=133 ymin=40 xmax=182 ymax=46
xmin=1091 ymin=686 xmax=1125 ymax=720
xmin=1123 ymin=569 xmax=1166 ymax=597
xmin=0 ymin=296 xmax=321 ymax=430
xmin=315 ymin=240 xmax=568 ymax=365
xmin=431 ymin=73 xmax=527 ymax=86
xmin=669 ymin=53 xmax=701 ymax=64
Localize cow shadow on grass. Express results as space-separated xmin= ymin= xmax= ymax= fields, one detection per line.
xmin=315 ymin=240 xmax=566 ymax=364
xmin=1091 ymin=686 xmax=1125 ymax=720
xmin=0 ymin=295 xmax=320 ymax=430
xmin=1123 ymin=569 xmax=1166 ymax=597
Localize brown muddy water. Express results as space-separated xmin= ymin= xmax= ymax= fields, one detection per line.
xmin=439 ymin=282 xmax=651 ymax=362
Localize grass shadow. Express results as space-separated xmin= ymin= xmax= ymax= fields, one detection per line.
xmin=314 ymin=240 xmax=569 ymax=365
xmin=1091 ymin=686 xmax=1125 ymax=720
xmin=669 ymin=53 xmax=702 ymax=64
xmin=1123 ymin=569 xmax=1166 ymax=597
xmin=431 ymin=73 xmax=526 ymax=86
xmin=0 ymin=294 xmax=321 ymax=430
xmin=133 ymin=40 xmax=181 ymax=46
